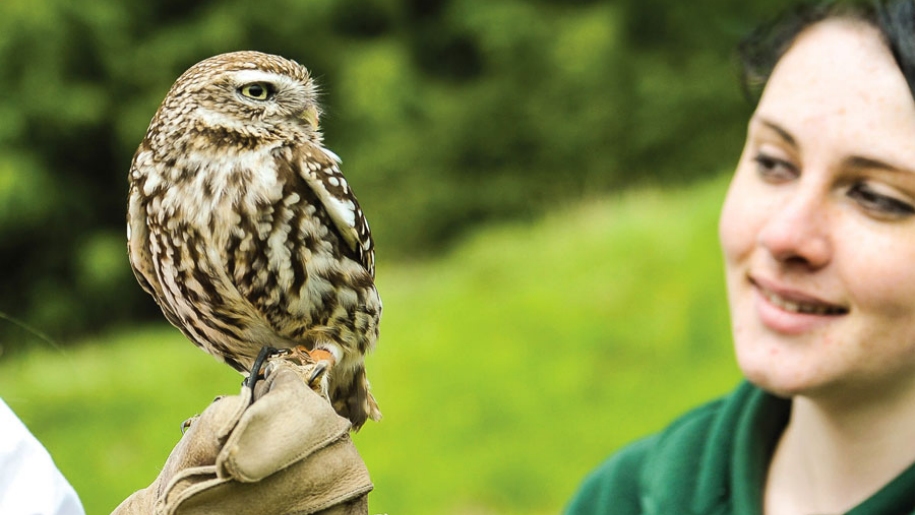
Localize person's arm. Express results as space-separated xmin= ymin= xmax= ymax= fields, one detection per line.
xmin=0 ymin=398 xmax=85 ymax=515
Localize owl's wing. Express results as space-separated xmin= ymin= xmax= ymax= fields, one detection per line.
xmin=294 ymin=143 xmax=375 ymax=277
xmin=127 ymin=165 xmax=184 ymax=328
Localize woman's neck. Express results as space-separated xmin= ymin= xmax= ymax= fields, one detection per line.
xmin=763 ymin=379 xmax=915 ymax=515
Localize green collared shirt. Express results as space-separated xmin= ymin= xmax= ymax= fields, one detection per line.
xmin=566 ymin=382 xmax=915 ymax=514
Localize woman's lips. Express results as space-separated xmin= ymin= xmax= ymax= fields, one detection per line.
xmin=751 ymin=276 xmax=847 ymax=313
xmin=750 ymin=275 xmax=848 ymax=333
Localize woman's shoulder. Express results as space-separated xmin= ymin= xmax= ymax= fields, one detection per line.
xmin=565 ymin=382 xmax=758 ymax=514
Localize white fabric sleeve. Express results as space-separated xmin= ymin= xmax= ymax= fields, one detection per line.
xmin=0 ymin=398 xmax=86 ymax=515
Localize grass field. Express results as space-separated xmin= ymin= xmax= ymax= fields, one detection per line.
xmin=0 ymin=175 xmax=744 ymax=514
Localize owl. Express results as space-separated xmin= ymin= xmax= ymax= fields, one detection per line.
xmin=127 ymin=51 xmax=381 ymax=430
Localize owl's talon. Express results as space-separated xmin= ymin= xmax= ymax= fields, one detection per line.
xmin=308 ymin=361 xmax=328 ymax=385
xmin=180 ymin=417 xmax=196 ymax=434
xmin=245 ymin=345 xmax=281 ymax=390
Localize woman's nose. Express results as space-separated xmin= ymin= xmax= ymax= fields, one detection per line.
xmin=757 ymin=185 xmax=832 ymax=269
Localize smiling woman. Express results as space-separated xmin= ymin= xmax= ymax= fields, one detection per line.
xmin=567 ymin=1 xmax=915 ymax=514
xmin=722 ymin=18 xmax=915 ymax=399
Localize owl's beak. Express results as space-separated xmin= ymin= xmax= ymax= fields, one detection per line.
xmin=300 ymin=106 xmax=319 ymax=128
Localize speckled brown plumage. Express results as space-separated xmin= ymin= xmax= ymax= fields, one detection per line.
xmin=127 ymin=51 xmax=381 ymax=429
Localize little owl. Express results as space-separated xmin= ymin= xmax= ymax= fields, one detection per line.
xmin=127 ymin=51 xmax=381 ymax=429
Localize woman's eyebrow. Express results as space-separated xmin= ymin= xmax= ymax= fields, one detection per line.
xmin=755 ymin=117 xmax=798 ymax=148
xmin=844 ymin=155 xmax=915 ymax=174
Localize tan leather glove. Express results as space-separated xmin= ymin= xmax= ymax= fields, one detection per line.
xmin=112 ymin=360 xmax=372 ymax=515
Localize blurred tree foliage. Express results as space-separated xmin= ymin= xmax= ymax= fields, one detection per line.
xmin=0 ymin=0 xmax=795 ymax=346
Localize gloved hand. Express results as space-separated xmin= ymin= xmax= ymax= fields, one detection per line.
xmin=111 ymin=359 xmax=373 ymax=515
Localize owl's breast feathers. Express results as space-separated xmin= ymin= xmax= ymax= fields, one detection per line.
xmin=128 ymin=140 xmax=380 ymax=371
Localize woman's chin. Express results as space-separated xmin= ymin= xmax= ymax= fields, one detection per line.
xmin=735 ymin=347 xmax=814 ymax=399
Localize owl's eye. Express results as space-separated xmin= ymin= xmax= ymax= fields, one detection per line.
xmin=239 ymin=83 xmax=274 ymax=101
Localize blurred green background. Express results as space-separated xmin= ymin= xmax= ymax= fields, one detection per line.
xmin=0 ymin=0 xmax=795 ymax=513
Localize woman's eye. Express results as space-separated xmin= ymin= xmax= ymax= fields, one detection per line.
xmin=848 ymin=183 xmax=915 ymax=217
xmin=752 ymin=153 xmax=797 ymax=181
xmin=239 ymin=83 xmax=273 ymax=101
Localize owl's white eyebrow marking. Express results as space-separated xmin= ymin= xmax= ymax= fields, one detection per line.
xmin=232 ymin=70 xmax=287 ymax=85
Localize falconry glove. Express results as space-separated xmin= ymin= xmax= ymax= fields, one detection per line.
xmin=111 ymin=360 xmax=372 ymax=515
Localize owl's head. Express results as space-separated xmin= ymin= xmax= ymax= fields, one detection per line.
xmin=152 ymin=51 xmax=322 ymax=148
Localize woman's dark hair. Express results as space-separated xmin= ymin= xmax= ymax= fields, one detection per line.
xmin=737 ymin=0 xmax=915 ymax=103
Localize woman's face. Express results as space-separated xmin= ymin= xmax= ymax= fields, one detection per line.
xmin=720 ymin=19 xmax=915 ymax=402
